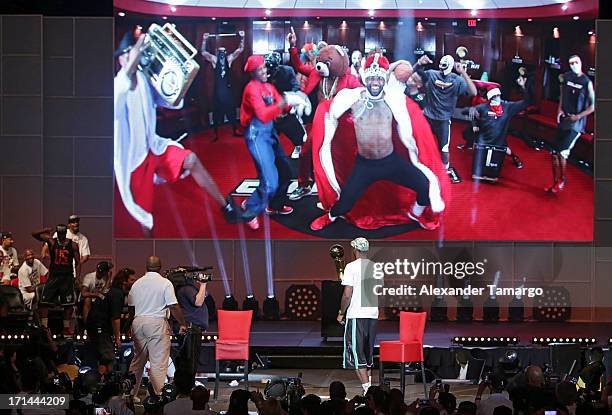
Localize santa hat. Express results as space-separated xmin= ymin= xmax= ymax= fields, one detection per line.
xmin=486 ymin=87 xmax=501 ymax=100
xmin=364 ymin=53 xmax=390 ymax=79
xmin=244 ymin=55 xmax=265 ymax=73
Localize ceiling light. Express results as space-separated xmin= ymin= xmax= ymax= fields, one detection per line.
xmin=471 ymin=9 xmax=477 ymax=16
xmin=162 ymin=16 xmax=167 ymax=20
xmin=573 ymin=15 xmax=579 ymax=20
xmin=212 ymin=17 xmax=216 ymax=20
xmin=265 ymin=9 xmax=272 ymax=16
xmin=527 ymin=18 xmax=532 ymax=21
xmin=368 ymin=9 xmax=375 ymax=16
xmin=118 ymin=11 xmax=125 ymax=17
xmin=170 ymin=6 xmax=177 ymax=12
xmin=561 ymin=4 xmax=568 ymax=10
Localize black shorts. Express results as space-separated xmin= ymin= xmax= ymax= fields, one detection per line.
xmin=274 ymin=114 xmax=306 ymax=147
xmin=554 ymin=128 xmax=581 ymax=159
xmin=343 ymin=318 xmax=377 ymax=369
xmin=40 ymin=273 xmax=76 ymax=306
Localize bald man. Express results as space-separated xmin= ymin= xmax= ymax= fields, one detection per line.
xmin=18 ymin=249 xmax=48 ymax=311
xmin=509 ymin=365 xmax=555 ymax=413
xmin=126 ymin=256 xmax=187 ymax=398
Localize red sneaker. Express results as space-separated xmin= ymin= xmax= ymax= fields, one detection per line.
xmin=408 ymin=207 xmax=440 ymax=231
xmin=265 ymin=206 xmax=294 ymax=215
xmin=310 ymin=214 xmax=336 ymax=231
xmin=241 ymin=200 xmax=260 ymax=230
xmin=551 ymin=178 xmax=567 ymax=194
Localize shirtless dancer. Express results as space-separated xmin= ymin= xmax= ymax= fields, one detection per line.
xmin=310 ymin=54 xmax=441 ymax=231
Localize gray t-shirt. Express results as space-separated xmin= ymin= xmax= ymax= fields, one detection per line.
xmin=421 ymin=69 xmax=468 ymax=121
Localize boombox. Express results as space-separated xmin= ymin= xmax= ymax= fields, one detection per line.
xmin=139 ymin=23 xmax=200 ymax=107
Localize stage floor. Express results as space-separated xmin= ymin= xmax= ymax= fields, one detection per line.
xmin=203 ymin=320 xmax=611 ymax=348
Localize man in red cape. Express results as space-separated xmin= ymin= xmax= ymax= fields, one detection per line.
xmin=310 ymin=53 xmax=451 ymax=231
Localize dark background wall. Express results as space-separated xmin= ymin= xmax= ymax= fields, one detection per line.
xmin=1 ymin=15 xmax=611 ymax=321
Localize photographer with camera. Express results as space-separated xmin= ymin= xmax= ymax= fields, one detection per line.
xmin=169 ymin=267 xmax=211 ymax=377
xmin=126 ymin=256 xmax=188 ymax=399
xmin=83 ymin=261 xmax=124 ymax=369
xmin=475 ymin=372 xmax=513 ymax=415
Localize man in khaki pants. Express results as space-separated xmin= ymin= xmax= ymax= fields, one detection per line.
xmin=127 ymin=256 xmax=187 ymax=398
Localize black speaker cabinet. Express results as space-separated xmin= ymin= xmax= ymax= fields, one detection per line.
xmin=321 ymin=280 xmax=344 ymax=341
xmin=549 ymin=343 xmax=581 ymax=377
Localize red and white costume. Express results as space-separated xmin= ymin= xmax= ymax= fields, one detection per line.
xmin=114 ymin=69 xmax=191 ymax=230
xmin=311 ymin=59 xmax=451 ymax=230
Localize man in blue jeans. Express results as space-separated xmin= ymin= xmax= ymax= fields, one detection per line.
xmin=240 ymin=55 xmax=306 ymax=230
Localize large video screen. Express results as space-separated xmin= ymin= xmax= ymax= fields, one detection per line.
xmin=114 ymin=14 xmax=595 ymax=241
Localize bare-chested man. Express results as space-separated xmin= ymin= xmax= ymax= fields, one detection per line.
xmin=311 ymin=54 xmax=442 ymax=231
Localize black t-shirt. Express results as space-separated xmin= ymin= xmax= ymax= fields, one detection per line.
xmin=560 ymin=71 xmax=591 ymax=132
xmin=420 ymin=69 xmax=468 ymax=120
xmin=86 ymin=287 xmax=124 ymax=332
xmin=47 ymin=238 xmax=75 ymax=277
xmin=176 ymin=284 xmax=209 ymax=330
xmin=473 ymin=99 xmax=530 ymax=146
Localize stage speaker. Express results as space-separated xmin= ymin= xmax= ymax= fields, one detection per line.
xmin=321 ymin=280 xmax=344 ymax=340
xmin=483 ymin=298 xmax=500 ymax=322
xmin=456 ymin=298 xmax=474 ymax=322
xmin=430 ymin=298 xmax=448 ymax=322
xmin=549 ymin=343 xmax=581 ymax=377
xmin=508 ymin=297 xmax=525 ymax=322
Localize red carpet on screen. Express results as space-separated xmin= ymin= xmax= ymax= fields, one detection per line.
xmin=114 ymin=122 xmax=593 ymax=241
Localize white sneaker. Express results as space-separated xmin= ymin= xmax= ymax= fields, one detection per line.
xmin=291 ymin=146 xmax=301 ymax=159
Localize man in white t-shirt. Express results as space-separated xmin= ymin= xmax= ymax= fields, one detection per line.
xmin=126 ymin=256 xmax=188 ymax=398
xmin=80 ymin=260 xmax=113 ymax=321
xmin=17 ymin=249 xmax=48 ymax=310
xmin=1 ymin=232 xmax=19 ymax=284
xmin=337 ymin=237 xmax=378 ymax=394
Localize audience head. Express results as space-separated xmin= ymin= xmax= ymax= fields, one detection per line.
xmin=457 ymin=400 xmax=477 ymax=415
xmin=146 ymin=256 xmax=162 ymax=273
xmin=438 ymin=392 xmax=457 ymax=413
xmin=300 ymin=394 xmax=321 ymax=414
xmin=365 ymin=385 xmax=387 ymax=411
xmin=556 ymin=380 xmax=578 ymax=406
xmin=329 ymin=381 xmax=347 ymax=400
xmin=588 ymin=346 xmax=604 ymax=363
xmin=112 ymin=267 xmax=135 ymax=290
xmin=191 ymin=385 xmax=210 ymax=410
xmin=227 ymin=389 xmax=251 ymax=414
xmin=492 ymin=406 xmax=512 ymax=415
xmin=525 ymin=365 xmax=545 ymax=387
xmin=174 ymin=369 xmax=195 ymax=396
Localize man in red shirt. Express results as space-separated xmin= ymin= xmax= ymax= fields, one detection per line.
xmin=240 ymin=55 xmax=306 ymax=230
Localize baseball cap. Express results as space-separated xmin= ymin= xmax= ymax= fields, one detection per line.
xmin=97 ymin=261 xmax=114 ymax=273
xmin=68 ymin=214 xmax=80 ymax=223
xmin=1 ymin=232 xmax=12 ymax=240
xmin=350 ymin=237 xmax=369 ymax=252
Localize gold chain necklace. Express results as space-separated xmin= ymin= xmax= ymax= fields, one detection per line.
xmin=322 ymin=77 xmax=339 ymax=99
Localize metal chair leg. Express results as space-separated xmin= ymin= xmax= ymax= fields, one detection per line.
xmin=379 ymin=361 xmax=384 ymax=386
xmin=244 ymin=359 xmax=249 ymax=390
xmin=400 ymin=362 xmax=406 ymax=397
xmin=215 ymin=359 xmax=220 ymax=400
xmin=421 ymin=361 xmax=428 ymax=398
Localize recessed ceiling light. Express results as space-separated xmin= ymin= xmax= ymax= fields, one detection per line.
xmin=561 ymin=4 xmax=568 ymax=10
xmin=170 ymin=6 xmax=177 ymax=12
xmin=527 ymin=18 xmax=532 ymax=22
xmin=118 ymin=11 xmax=125 ymax=17
xmin=265 ymin=9 xmax=272 ymax=16
xmin=162 ymin=16 xmax=167 ymax=20
xmin=368 ymin=9 xmax=375 ymax=16
xmin=471 ymin=9 xmax=477 ymax=16
xmin=212 ymin=17 xmax=216 ymax=20
xmin=573 ymin=15 xmax=579 ymax=20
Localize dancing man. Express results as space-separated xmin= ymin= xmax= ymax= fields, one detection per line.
xmin=114 ymin=30 xmax=239 ymax=235
xmin=350 ymin=50 xmax=365 ymax=84
xmin=547 ymin=55 xmax=594 ymax=193
xmin=240 ymin=55 xmax=307 ymax=230
xmin=337 ymin=237 xmax=378 ymax=394
xmin=463 ymin=77 xmax=532 ymax=178
xmin=201 ymin=31 xmax=245 ymax=140
xmin=265 ymin=51 xmax=309 ymax=159
xmin=413 ymin=55 xmax=477 ymax=183
xmin=310 ymin=54 xmax=448 ymax=231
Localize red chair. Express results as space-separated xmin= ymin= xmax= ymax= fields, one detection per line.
xmin=379 ymin=311 xmax=428 ymax=397
xmin=214 ymin=310 xmax=253 ymax=399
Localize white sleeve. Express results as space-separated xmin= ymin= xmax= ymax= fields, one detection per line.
xmin=341 ymin=263 xmax=354 ymax=287
xmin=11 ymin=249 xmax=18 ymax=267
xmin=38 ymin=260 xmax=48 ymax=277
xmin=164 ymin=281 xmax=178 ymax=306
xmin=79 ymin=236 xmax=90 ymax=257
xmin=18 ymin=266 xmax=31 ymax=289
xmin=127 ymin=289 xmax=134 ymax=306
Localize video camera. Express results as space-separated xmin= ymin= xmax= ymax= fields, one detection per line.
xmin=164 ymin=266 xmax=213 ymax=286
xmin=264 ymin=372 xmax=305 ymax=412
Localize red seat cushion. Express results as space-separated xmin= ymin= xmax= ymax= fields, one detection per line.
xmin=379 ymin=340 xmax=424 ymax=363
xmin=216 ymin=340 xmax=249 ymax=361
xmin=527 ymin=114 xmax=558 ymax=129
xmin=580 ymin=132 xmax=593 ymax=144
